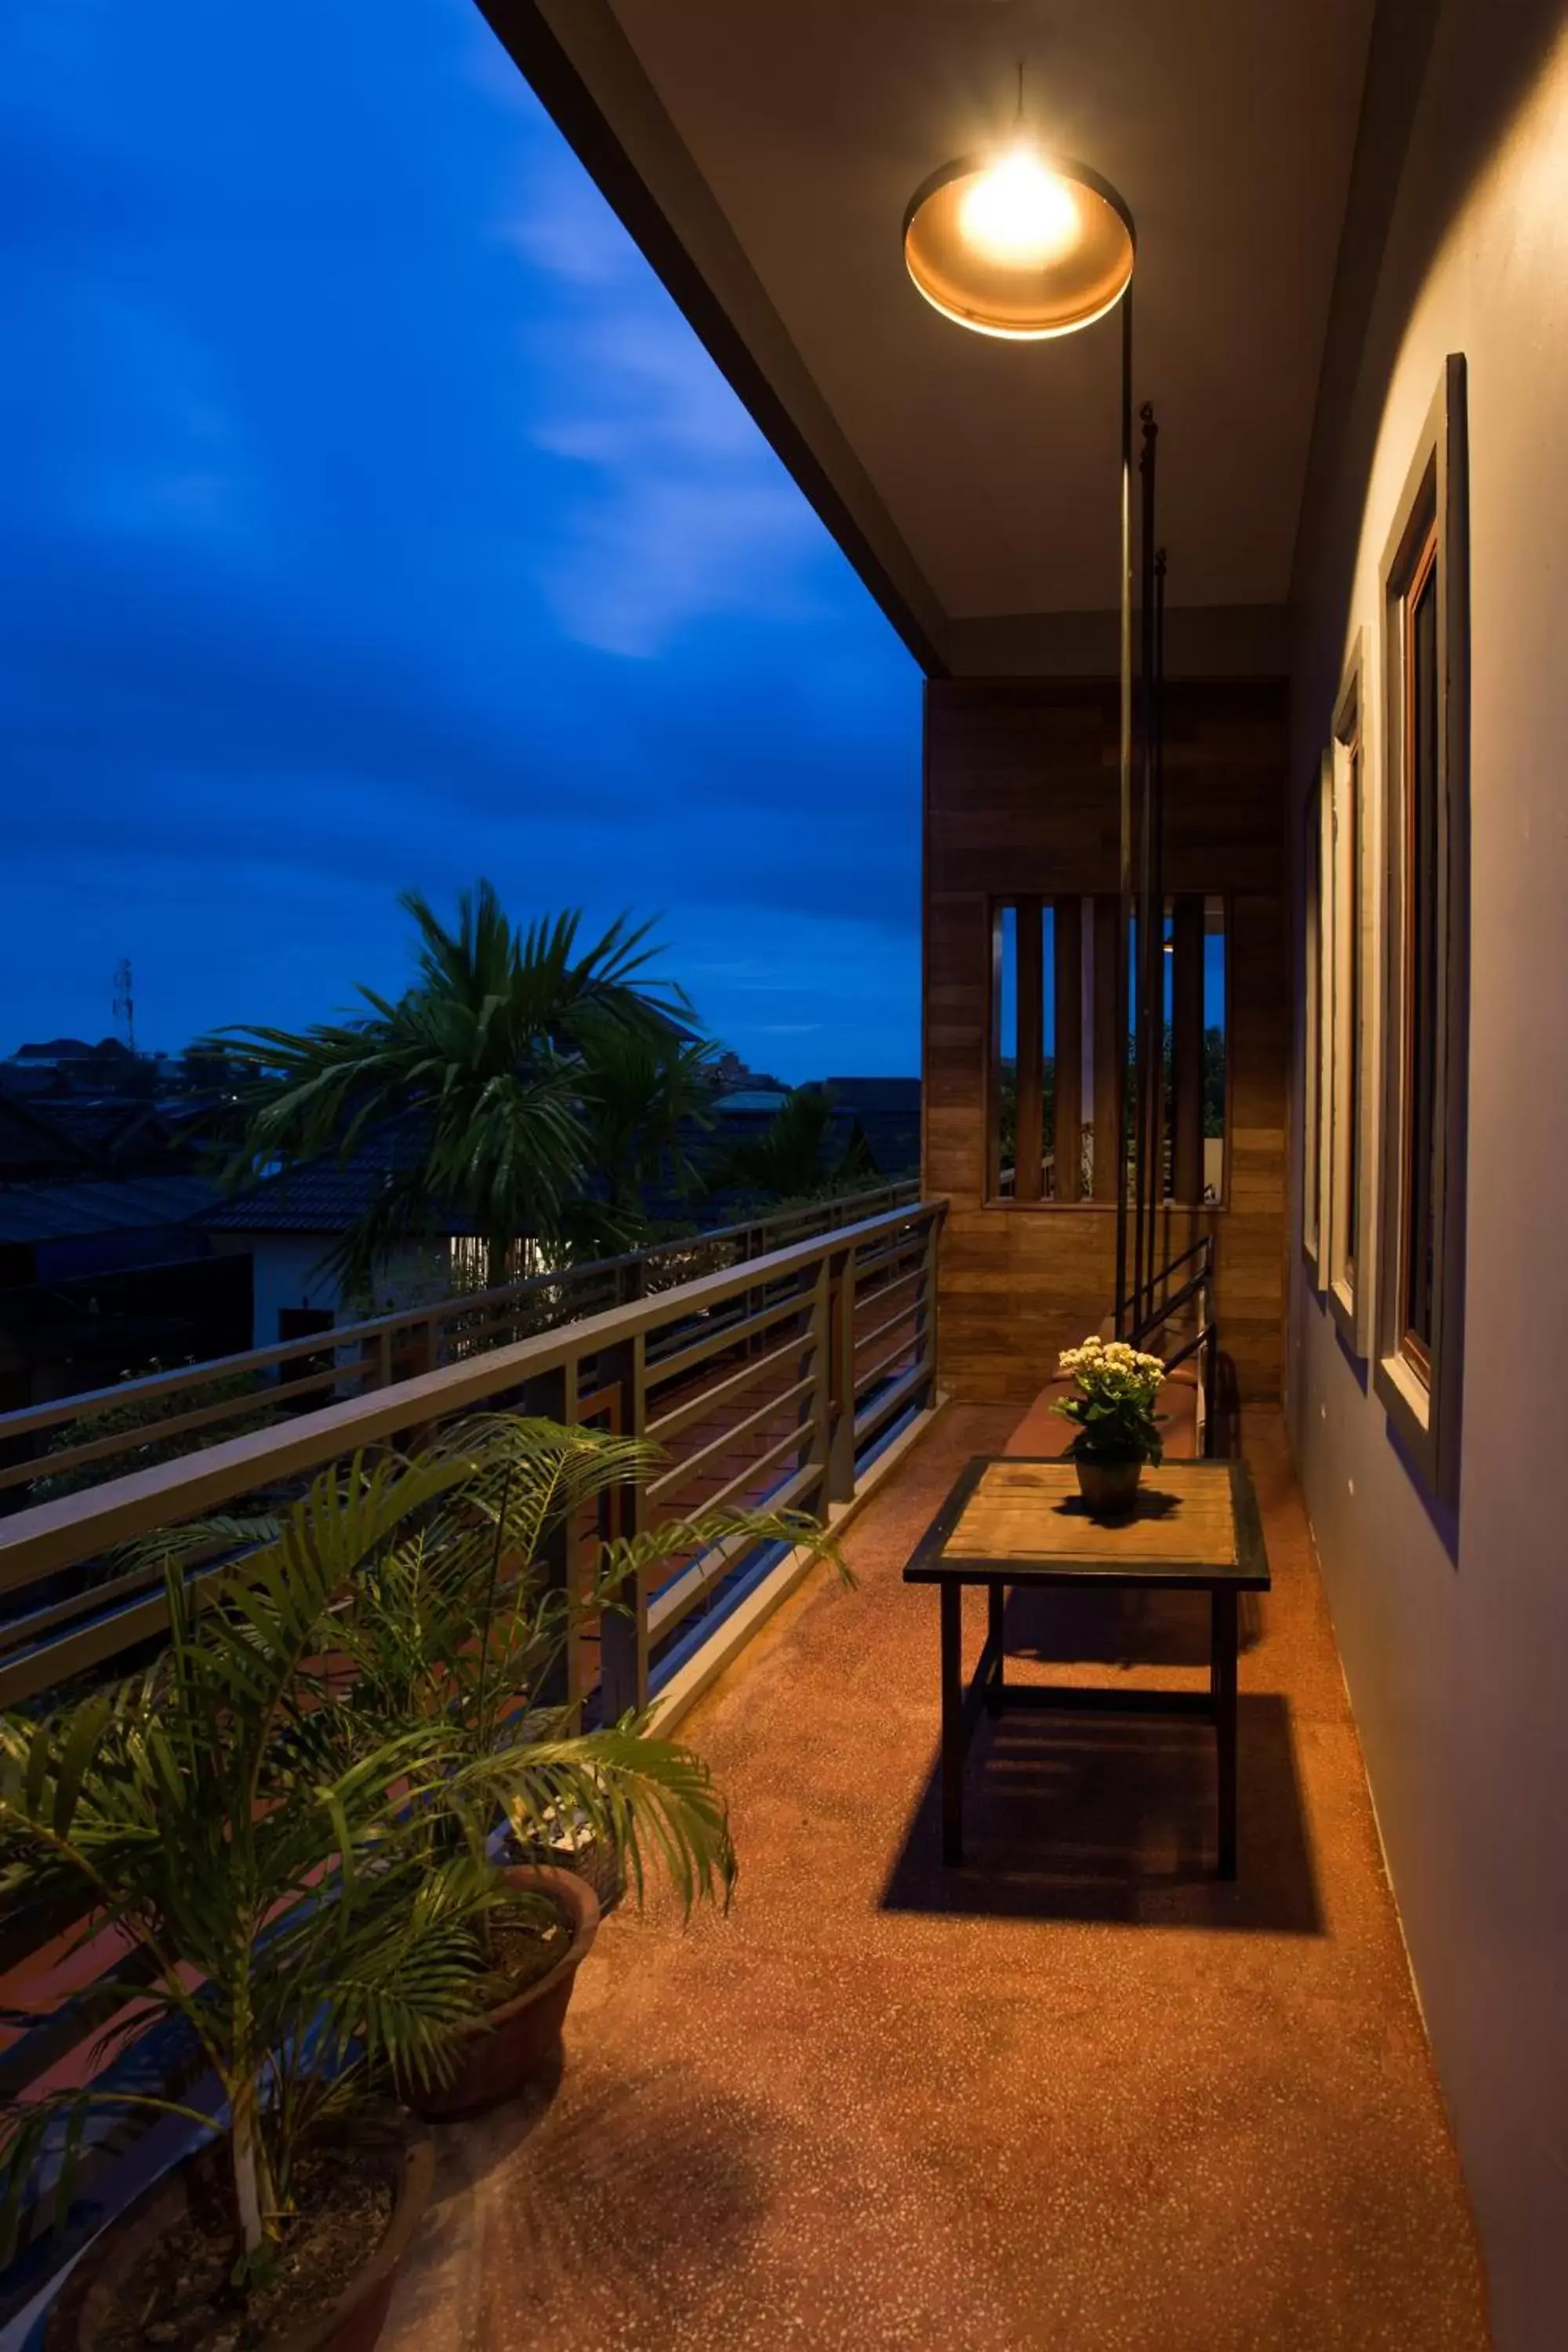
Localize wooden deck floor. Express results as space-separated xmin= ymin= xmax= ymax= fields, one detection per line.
xmin=385 ymin=1402 xmax=1490 ymax=2352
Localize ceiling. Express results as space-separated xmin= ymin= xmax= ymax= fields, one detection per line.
xmin=495 ymin=0 xmax=1378 ymax=671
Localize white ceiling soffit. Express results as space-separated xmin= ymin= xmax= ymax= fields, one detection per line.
xmin=495 ymin=1 xmax=1377 ymax=675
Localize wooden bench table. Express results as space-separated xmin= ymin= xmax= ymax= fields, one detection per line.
xmin=902 ymin=1457 xmax=1271 ymax=1876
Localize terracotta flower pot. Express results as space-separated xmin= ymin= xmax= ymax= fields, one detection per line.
xmin=46 ymin=2125 xmax=434 ymax=2352
xmin=1074 ymin=1457 xmax=1143 ymax=1516
xmin=409 ymin=1864 xmax=600 ymax=2125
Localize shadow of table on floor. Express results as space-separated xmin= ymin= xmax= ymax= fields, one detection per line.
xmin=880 ymin=1682 xmax=1322 ymax=1933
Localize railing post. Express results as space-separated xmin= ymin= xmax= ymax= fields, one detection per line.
xmin=798 ymin=1257 xmax=828 ymax=1506
xmin=599 ymin=1330 xmax=649 ymax=1720
xmin=826 ymin=1247 xmax=857 ymax=1504
xmin=1201 ymin=1243 xmax=1218 ymax=1457
xmin=360 ymin=1330 xmax=393 ymax=1395
xmin=916 ymin=1211 xmax=939 ymax=1407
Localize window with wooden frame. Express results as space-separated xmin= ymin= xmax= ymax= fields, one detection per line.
xmin=987 ymin=895 xmax=1228 ymax=1207
xmin=1327 ymin=638 xmax=1369 ymax=1354
xmin=1376 ymin=356 xmax=1468 ymax=1497
xmin=1301 ymin=756 xmax=1332 ymax=1287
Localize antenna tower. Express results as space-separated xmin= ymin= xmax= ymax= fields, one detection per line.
xmin=111 ymin=957 xmax=136 ymax=1055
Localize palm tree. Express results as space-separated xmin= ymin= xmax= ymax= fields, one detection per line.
xmin=215 ymin=885 xmax=694 ymax=1289
xmin=0 ymin=1446 xmax=511 ymax=2274
xmin=574 ymin=1016 xmax=716 ymax=1232
xmin=0 ymin=1418 xmax=843 ymax=2279
xmin=709 ymin=1087 xmax=878 ymax=1209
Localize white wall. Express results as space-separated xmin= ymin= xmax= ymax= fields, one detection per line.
xmin=213 ymin=1234 xmax=453 ymax=1350
xmin=1289 ymin=9 xmax=1568 ymax=2343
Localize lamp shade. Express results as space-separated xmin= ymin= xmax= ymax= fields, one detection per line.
xmin=903 ymin=149 xmax=1134 ymax=339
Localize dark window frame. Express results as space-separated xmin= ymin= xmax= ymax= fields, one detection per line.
xmin=1375 ymin=355 xmax=1469 ymax=1499
xmin=1301 ymin=756 xmax=1331 ymax=1288
xmin=1327 ymin=637 xmax=1368 ymax=1356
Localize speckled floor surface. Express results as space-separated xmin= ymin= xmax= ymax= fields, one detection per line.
xmin=385 ymin=1404 xmax=1490 ymax=2351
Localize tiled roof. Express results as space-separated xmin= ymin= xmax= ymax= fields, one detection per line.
xmin=824 ymin=1077 xmax=921 ymax=1178
xmin=0 ymin=1175 xmax=220 ymax=1243
xmin=201 ymin=1123 xmax=470 ymax=1235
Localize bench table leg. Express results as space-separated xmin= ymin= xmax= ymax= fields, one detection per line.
xmin=1212 ymin=1585 xmax=1240 ymax=1878
xmin=940 ymin=1581 xmax=965 ymax=1864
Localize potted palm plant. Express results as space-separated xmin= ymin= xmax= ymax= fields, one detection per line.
xmin=1052 ymin=1336 xmax=1167 ymax=1515
xmin=332 ymin=1413 xmax=845 ymax=2120
xmin=0 ymin=1448 xmax=525 ymax=2352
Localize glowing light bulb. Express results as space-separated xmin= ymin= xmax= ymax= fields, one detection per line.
xmin=958 ymin=151 xmax=1080 ymax=267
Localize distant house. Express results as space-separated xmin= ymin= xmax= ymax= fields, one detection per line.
xmin=0 ymin=1174 xmax=246 ymax=1415
xmin=201 ymin=1129 xmax=474 ymax=1350
xmin=0 ymin=1092 xmax=100 ymax=1186
xmin=0 ymin=1064 xmax=241 ymax=1414
xmin=823 ymin=1077 xmax=920 ymax=1180
xmin=702 ymin=1077 xmax=920 ymax=1186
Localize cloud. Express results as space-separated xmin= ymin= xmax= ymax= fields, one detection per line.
xmin=0 ymin=0 xmax=922 ymax=1080
xmin=499 ymin=143 xmax=830 ymax=655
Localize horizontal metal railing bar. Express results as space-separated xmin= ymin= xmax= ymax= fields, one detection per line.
xmin=854 ymin=1335 xmax=920 ymax=1399
xmin=0 ymin=1555 xmax=169 ymax=1662
xmin=644 ymin=1459 xmax=824 ymax=1649
xmin=851 ymin=1235 xmax=927 ymax=1284
xmin=645 ymin=1530 xmax=759 ymax=1643
xmin=852 ymin=1356 xmax=933 ymax=1448
xmin=672 ymin=1417 xmax=817 ymax=1522
xmin=0 ymin=1555 xmax=238 ymax=1711
xmin=642 ymin=1290 xmax=814 ymax=1392
xmin=855 ymin=1262 xmax=925 ymax=1309
xmin=0 ymin=1183 xmax=919 ymax=1448
xmin=851 ymin=1262 xmax=921 ymax=1316
xmin=0 ymin=1330 xmax=388 ymax=1443
xmin=645 ymin=1370 xmax=817 ymax=1502
xmin=643 ymin=1327 xmax=808 ymax=1447
xmin=0 ymin=1362 xmax=371 ymax=1496
xmin=855 ymin=1270 xmax=923 ymax=1319
xmin=854 ymin=1298 xmax=920 ymax=1359
xmin=0 ymin=1203 xmax=938 ymax=1590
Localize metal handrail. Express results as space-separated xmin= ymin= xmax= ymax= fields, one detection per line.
xmin=1131 ymin=1260 xmax=1211 ymax=1347
xmin=0 ymin=1194 xmax=946 ymax=2306
xmin=1115 ymin=1230 xmax=1214 ymax=1329
xmin=1123 ymin=1233 xmax=1219 ymax=1455
xmin=0 ymin=1180 xmax=920 ymax=1497
xmin=0 ymin=1197 xmax=946 ymax=1708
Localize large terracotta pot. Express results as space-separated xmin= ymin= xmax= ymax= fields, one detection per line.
xmin=1074 ymin=1457 xmax=1143 ymax=1517
xmin=47 ymin=2125 xmax=434 ymax=2352
xmin=410 ymin=1864 xmax=600 ymax=2125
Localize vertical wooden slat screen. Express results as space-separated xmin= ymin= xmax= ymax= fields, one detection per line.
xmin=1171 ymin=893 xmax=1205 ymax=1200
xmin=1053 ymin=896 xmax=1083 ymax=1200
xmin=1014 ymin=897 xmax=1044 ymax=1200
xmin=1091 ymin=895 xmax=1122 ymax=1202
xmin=985 ymin=909 xmax=1004 ymax=1201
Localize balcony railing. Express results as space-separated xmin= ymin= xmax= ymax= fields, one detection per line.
xmin=0 ymin=1180 xmax=920 ymax=1506
xmin=0 ymin=1195 xmax=944 ymax=1721
xmin=0 ymin=1194 xmax=941 ymax=2299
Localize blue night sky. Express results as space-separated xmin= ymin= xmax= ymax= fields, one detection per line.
xmin=0 ymin=0 xmax=922 ymax=1081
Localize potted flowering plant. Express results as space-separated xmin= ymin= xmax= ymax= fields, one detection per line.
xmin=1051 ymin=1336 xmax=1167 ymax=1515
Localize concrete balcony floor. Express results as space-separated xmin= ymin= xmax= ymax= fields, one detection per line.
xmin=387 ymin=1403 xmax=1489 ymax=2351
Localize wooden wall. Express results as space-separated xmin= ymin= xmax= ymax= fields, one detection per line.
xmin=923 ymin=677 xmax=1288 ymax=1404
